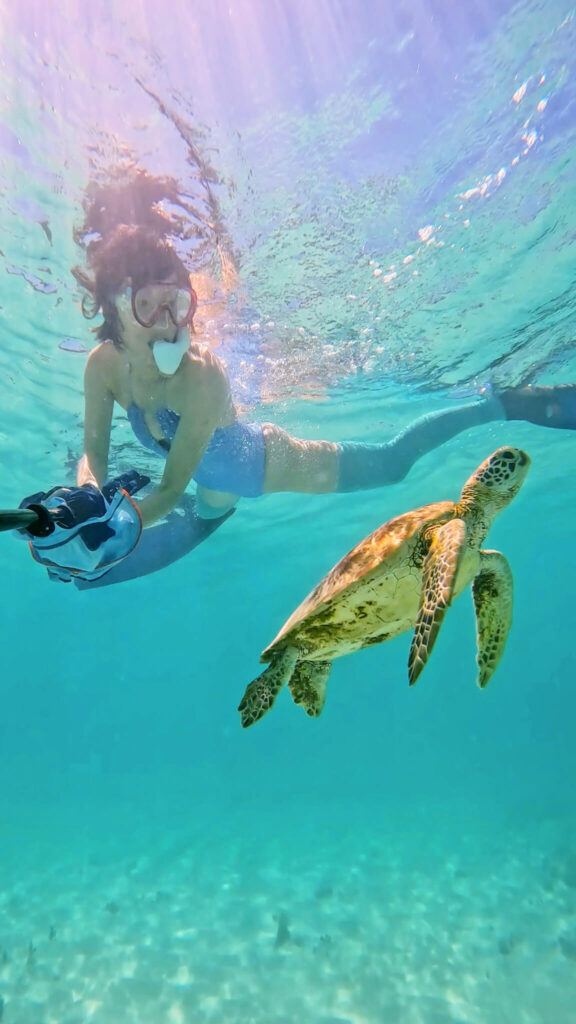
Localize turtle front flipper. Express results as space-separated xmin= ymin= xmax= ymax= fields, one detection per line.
xmin=289 ymin=660 xmax=332 ymax=718
xmin=472 ymin=549 xmax=513 ymax=688
xmin=409 ymin=518 xmax=466 ymax=685
xmin=238 ymin=647 xmax=299 ymax=728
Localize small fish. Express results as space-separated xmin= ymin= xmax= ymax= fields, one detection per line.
xmin=273 ymin=910 xmax=291 ymax=949
xmin=39 ymin=220 xmax=53 ymax=244
xmin=59 ymin=337 xmax=88 ymax=353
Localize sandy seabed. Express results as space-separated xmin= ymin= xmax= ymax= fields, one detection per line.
xmin=1 ymin=802 xmax=575 ymax=1024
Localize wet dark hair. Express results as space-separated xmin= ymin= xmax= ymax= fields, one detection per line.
xmin=71 ymin=164 xmax=203 ymax=347
xmin=72 ymin=162 xmax=235 ymax=346
xmin=72 ymin=225 xmax=192 ymax=347
xmin=73 ymin=165 xmax=193 ymax=245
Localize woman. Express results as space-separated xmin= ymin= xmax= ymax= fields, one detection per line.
xmin=74 ymin=224 xmax=576 ymax=533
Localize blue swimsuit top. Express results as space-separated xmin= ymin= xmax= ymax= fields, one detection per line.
xmin=126 ymin=403 xmax=265 ymax=498
xmin=127 ymin=404 xmax=179 ymax=456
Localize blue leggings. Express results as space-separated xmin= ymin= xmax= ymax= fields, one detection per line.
xmin=336 ymin=393 xmax=504 ymax=491
xmin=335 ymin=383 xmax=576 ymax=491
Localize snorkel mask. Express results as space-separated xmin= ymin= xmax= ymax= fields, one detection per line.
xmin=117 ymin=283 xmax=197 ymax=375
xmin=131 ymin=282 xmax=198 ymax=329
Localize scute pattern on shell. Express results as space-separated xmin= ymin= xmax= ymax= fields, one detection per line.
xmin=263 ymin=500 xmax=455 ymax=660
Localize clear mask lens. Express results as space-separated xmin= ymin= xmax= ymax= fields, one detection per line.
xmin=132 ymin=284 xmax=197 ymax=328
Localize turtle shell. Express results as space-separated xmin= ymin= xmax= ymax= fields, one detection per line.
xmin=262 ymin=499 xmax=456 ymax=662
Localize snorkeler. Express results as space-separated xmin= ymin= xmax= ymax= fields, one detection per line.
xmin=13 ymin=168 xmax=576 ymax=587
xmin=16 ymin=220 xmax=576 ymax=588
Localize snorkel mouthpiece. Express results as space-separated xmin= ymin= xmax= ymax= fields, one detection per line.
xmin=152 ymin=327 xmax=190 ymax=375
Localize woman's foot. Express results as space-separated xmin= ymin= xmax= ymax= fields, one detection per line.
xmin=499 ymin=384 xmax=576 ymax=430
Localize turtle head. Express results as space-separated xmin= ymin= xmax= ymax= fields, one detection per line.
xmin=460 ymin=446 xmax=531 ymax=516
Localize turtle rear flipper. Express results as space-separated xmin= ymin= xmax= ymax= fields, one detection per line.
xmin=473 ymin=549 xmax=513 ymax=688
xmin=408 ymin=518 xmax=466 ymax=685
xmin=238 ymin=647 xmax=299 ymax=728
xmin=289 ymin=660 xmax=332 ymax=717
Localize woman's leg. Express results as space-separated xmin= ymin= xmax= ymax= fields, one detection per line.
xmin=336 ymin=393 xmax=504 ymax=491
xmin=262 ymin=424 xmax=339 ymax=493
xmin=196 ymin=483 xmax=240 ymax=518
xmin=262 ymin=385 xmax=576 ymax=495
xmin=262 ymin=394 xmax=503 ymax=494
xmin=499 ymin=383 xmax=576 ymax=428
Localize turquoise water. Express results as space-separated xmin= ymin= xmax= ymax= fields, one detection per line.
xmin=1 ymin=1 xmax=576 ymax=1021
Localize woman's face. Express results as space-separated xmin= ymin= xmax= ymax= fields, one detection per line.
xmin=114 ymin=276 xmax=191 ymax=347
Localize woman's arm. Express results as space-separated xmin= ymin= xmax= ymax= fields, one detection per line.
xmin=136 ymin=357 xmax=231 ymax=528
xmin=77 ymin=346 xmax=114 ymax=488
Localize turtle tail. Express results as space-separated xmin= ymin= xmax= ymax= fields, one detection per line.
xmin=238 ymin=647 xmax=299 ymax=728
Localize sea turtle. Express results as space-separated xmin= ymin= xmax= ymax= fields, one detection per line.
xmin=238 ymin=446 xmax=530 ymax=728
